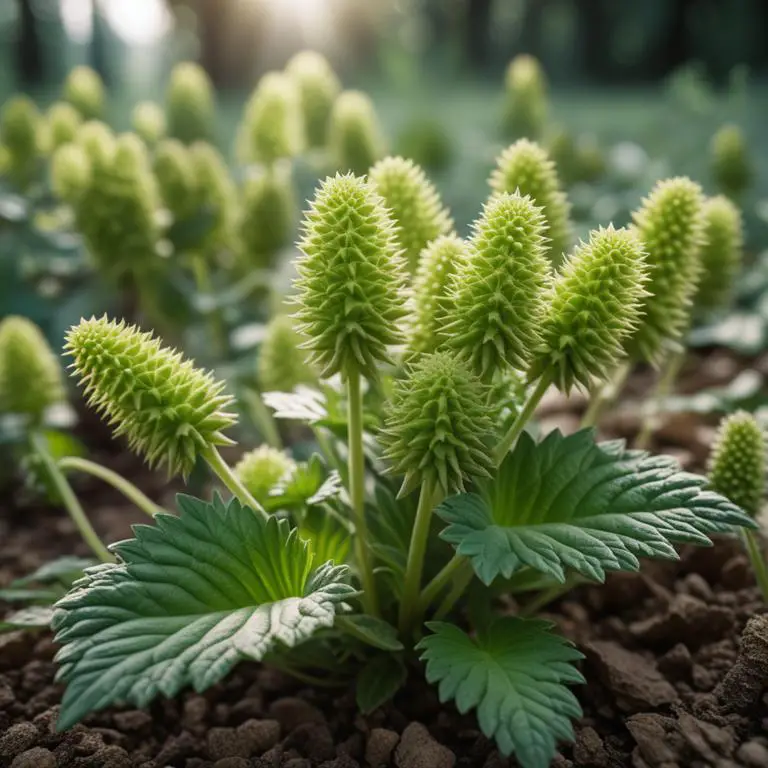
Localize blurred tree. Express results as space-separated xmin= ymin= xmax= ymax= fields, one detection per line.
xmin=16 ymin=0 xmax=42 ymax=86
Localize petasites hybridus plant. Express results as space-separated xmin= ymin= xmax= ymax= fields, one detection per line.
xmin=502 ymin=54 xmax=548 ymax=141
xmin=368 ymin=156 xmax=454 ymax=272
xmin=62 ymin=66 xmax=105 ymax=121
xmin=710 ymin=123 xmax=752 ymax=200
xmin=165 ymin=62 xmax=215 ymax=144
xmin=329 ymin=90 xmax=384 ymax=175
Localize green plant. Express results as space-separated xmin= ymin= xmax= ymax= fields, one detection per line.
xmin=132 ymin=101 xmax=167 ymax=147
xmin=235 ymin=444 xmax=297 ymax=505
xmin=44 ymin=102 xmax=82 ymax=153
xmin=328 ymin=90 xmax=384 ymax=175
xmin=395 ymin=116 xmax=453 ymax=174
xmin=165 ymin=62 xmax=215 ymax=145
xmin=257 ymin=313 xmax=317 ymax=394
xmin=62 ymin=66 xmax=105 ymax=121
xmin=710 ymin=123 xmax=752 ymax=200
xmin=501 ymin=54 xmax=548 ymax=141
xmin=49 ymin=143 xmax=90 ymax=205
xmin=0 ymin=95 xmax=42 ymax=190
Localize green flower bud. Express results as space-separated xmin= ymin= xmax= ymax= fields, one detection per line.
xmin=0 ymin=316 xmax=65 ymax=421
xmin=710 ymin=124 xmax=752 ymax=200
xmin=50 ymin=143 xmax=91 ymax=204
xmin=380 ymin=350 xmax=496 ymax=496
xmin=153 ymin=139 xmax=200 ymax=222
xmin=75 ymin=120 xmax=115 ymax=168
xmin=708 ymin=411 xmax=766 ymax=517
xmin=443 ymin=192 xmax=550 ymax=381
xmin=329 ymin=90 xmax=384 ymax=175
xmin=234 ymin=445 xmax=297 ymax=506
xmin=626 ymin=177 xmax=704 ymax=365
xmin=258 ymin=314 xmax=316 ymax=393
xmin=166 ymin=62 xmax=215 ymax=144
xmin=132 ymin=101 xmax=166 ymax=146
xmin=694 ymin=196 xmax=743 ymax=313
xmin=45 ymin=102 xmax=82 ymax=152
xmin=489 ymin=139 xmax=572 ymax=267
xmin=239 ymin=72 xmax=304 ymax=165
xmin=63 ymin=66 xmax=105 ymax=120
xmin=529 ymin=226 xmax=649 ymax=393
xmin=190 ymin=141 xmax=237 ymax=256
xmin=0 ymin=96 xmax=41 ymax=187
xmin=368 ymin=156 xmax=454 ymax=272
xmin=502 ymin=54 xmax=548 ymax=141
xmin=285 ymin=50 xmax=341 ymax=149
xmin=406 ymin=235 xmax=467 ymax=359
xmin=293 ymin=173 xmax=408 ymax=380
xmin=65 ymin=316 xmax=237 ymax=477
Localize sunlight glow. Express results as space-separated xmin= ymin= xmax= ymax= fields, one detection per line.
xmin=101 ymin=0 xmax=172 ymax=46
xmin=260 ymin=0 xmax=334 ymax=48
xmin=60 ymin=0 xmax=93 ymax=44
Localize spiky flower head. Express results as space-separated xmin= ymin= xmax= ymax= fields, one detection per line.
xmin=0 ymin=316 xmax=65 ymax=421
xmin=166 ymin=62 xmax=215 ymax=144
xmin=45 ymin=102 xmax=82 ymax=152
xmin=239 ymin=72 xmax=304 ymax=165
xmin=694 ymin=196 xmax=743 ymax=313
xmin=293 ymin=173 xmax=408 ymax=380
xmin=710 ymin=124 xmax=752 ymax=200
xmin=63 ymin=66 xmax=105 ymax=120
xmin=66 ymin=316 xmax=237 ymax=477
xmin=625 ymin=177 xmax=704 ymax=365
xmin=153 ymin=139 xmax=200 ymax=222
xmin=328 ymin=90 xmax=384 ymax=175
xmin=529 ymin=226 xmax=649 ymax=393
xmin=443 ymin=192 xmax=550 ymax=381
xmin=368 ymin=156 xmax=454 ymax=272
xmin=75 ymin=120 xmax=115 ymax=168
xmin=50 ymin=143 xmax=91 ymax=204
xmin=406 ymin=235 xmax=468 ymax=359
xmin=708 ymin=411 xmax=766 ymax=517
xmin=489 ymin=139 xmax=572 ymax=267
xmin=380 ymin=351 xmax=496 ymax=496
xmin=132 ymin=101 xmax=166 ymax=146
xmin=0 ymin=96 xmax=40 ymax=187
xmin=258 ymin=314 xmax=317 ymax=393
xmin=502 ymin=54 xmax=548 ymax=141
xmin=285 ymin=50 xmax=341 ymax=149
xmin=234 ymin=445 xmax=297 ymax=506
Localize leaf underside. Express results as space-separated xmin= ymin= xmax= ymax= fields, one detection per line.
xmin=52 ymin=494 xmax=356 ymax=730
xmin=417 ymin=618 xmax=584 ymax=768
xmin=438 ymin=429 xmax=754 ymax=585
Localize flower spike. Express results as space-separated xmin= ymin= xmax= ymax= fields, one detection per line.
xmin=258 ymin=314 xmax=316 ymax=393
xmin=328 ymin=91 xmax=384 ymax=175
xmin=166 ymin=62 xmax=215 ymax=144
xmin=235 ymin=445 xmax=297 ymax=506
xmin=502 ymin=54 xmax=548 ymax=141
xmin=63 ymin=66 xmax=105 ymax=120
xmin=710 ymin=123 xmax=752 ymax=200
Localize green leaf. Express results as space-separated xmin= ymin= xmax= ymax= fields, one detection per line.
xmin=0 ymin=606 xmax=54 ymax=632
xmin=356 ymin=654 xmax=407 ymax=714
xmin=12 ymin=556 xmax=95 ymax=587
xmin=263 ymin=387 xmax=330 ymax=425
xmin=417 ymin=618 xmax=584 ymax=768
xmin=438 ymin=429 xmax=755 ymax=585
xmin=298 ymin=505 xmax=351 ymax=566
xmin=337 ymin=614 xmax=404 ymax=651
xmin=52 ymin=493 xmax=358 ymax=731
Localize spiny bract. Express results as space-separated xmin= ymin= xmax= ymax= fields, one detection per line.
xmin=708 ymin=411 xmax=766 ymax=517
xmin=328 ymin=91 xmax=384 ymax=176
xmin=502 ymin=54 xmax=548 ymax=141
xmin=258 ymin=314 xmax=317 ymax=393
xmin=132 ymin=101 xmax=166 ymax=146
xmin=0 ymin=316 xmax=65 ymax=421
xmin=50 ymin=143 xmax=91 ymax=204
xmin=710 ymin=124 xmax=752 ymax=200
xmin=63 ymin=66 xmax=105 ymax=120
xmin=166 ymin=62 xmax=214 ymax=145
xmin=45 ymin=102 xmax=82 ymax=152
xmin=65 ymin=316 xmax=237 ymax=477
xmin=368 ymin=156 xmax=454 ymax=272
xmin=234 ymin=445 xmax=297 ymax=506
xmin=153 ymin=139 xmax=201 ymax=222
xmin=626 ymin=176 xmax=704 ymax=365
xmin=489 ymin=139 xmax=571 ymax=267
xmin=293 ymin=173 xmax=408 ymax=380
xmin=529 ymin=226 xmax=649 ymax=393
xmin=380 ymin=350 xmax=496 ymax=497
xmin=443 ymin=192 xmax=550 ymax=381
xmin=695 ymin=195 xmax=743 ymax=313
xmin=406 ymin=234 xmax=468 ymax=359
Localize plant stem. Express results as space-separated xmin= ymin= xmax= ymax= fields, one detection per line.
xmin=494 ymin=373 xmax=552 ymax=466
xmin=518 ymin=573 xmax=586 ymax=617
xmin=241 ymin=388 xmax=282 ymax=448
xmin=399 ymin=479 xmax=439 ymax=635
xmin=346 ymin=371 xmax=379 ymax=616
xmin=635 ymin=349 xmax=685 ymax=450
xmin=30 ymin=433 xmax=112 ymax=563
xmin=432 ymin=564 xmax=475 ymax=621
xmin=743 ymin=529 xmax=768 ymax=602
xmin=201 ymin=444 xmax=269 ymax=521
xmin=192 ymin=253 xmax=229 ymax=358
xmin=581 ymin=360 xmax=632 ymax=428
xmin=58 ymin=457 xmax=166 ymax=518
xmin=419 ymin=553 xmax=466 ymax=611
xmin=268 ymin=660 xmax=347 ymax=688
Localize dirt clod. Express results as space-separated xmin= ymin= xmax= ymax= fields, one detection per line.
xmin=9 ymin=746 xmax=56 ymax=768
xmin=0 ymin=722 xmax=39 ymax=759
xmin=395 ymin=723 xmax=455 ymax=768
xmin=366 ymin=728 xmax=400 ymax=767
xmin=715 ymin=614 xmax=768 ymax=712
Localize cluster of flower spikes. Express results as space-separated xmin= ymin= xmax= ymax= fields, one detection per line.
xmin=285 ymin=50 xmax=341 ymax=150
xmin=239 ymin=72 xmax=304 ymax=166
xmin=165 ymin=62 xmax=215 ymax=145
xmin=489 ymin=138 xmax=572 ymax=267
xmin=44 ymin=102 xmax=82 ymax=154
xmin=624 ymin=176 xmax=704 ymax=365
xmin=257 ymin=313 xmax=317 ymax=393
xmin=153 ymin=139 xmax=202 ymax=223
xmin=63 ymin=66 xmax=105 ymax=121
xmin=502 ymin=54 xmax=548 ymax=141
xmin=132 ymin=101 xmax=166 ymax=147
xmin=235 ymin=445 xmax=297 ymax=506
xmin=293 ymin=173 xmax=408 ymax=381
xmin=75 ymin=120 xmax=115 ymax=167
xmin=380 ymin=350 xmax=497 ymax=497
xmin=368 ymin=156 xmax=454 ymax=272
xmin=694 ymin=195 xmax=743 ymax=314
xmin=50 ymin=142 xmax=91 ymax=204
xmin=0 ymin=96 xmax=41 ymax=188
xmin=710 ymin=123 xmax=752 ymax=200
xmin=528 ymin=226 xmax=650 ymax=393
xmin=329 ymin=91 xmax=384 ymax=176
xmin=708 ymin=411 xmax=766 ymax=517
xmin=0 ymin=316 xmax=65 ymax=422
xmin=443 ymin=192 xmax=551 ymax=382
xmin=66 ymin=316 xmax=237 ymax=478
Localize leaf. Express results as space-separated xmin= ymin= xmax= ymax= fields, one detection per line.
xmin=12 ymin=556 xmax=96 ymax=587
xmin=417 ymin=618 xmax=584 ymax=768
xmin=263 ymin=387 xmax=329 ymax=425
xmin=337 ymin=614 xmax=404 ymax=651
xmin=438 ymin=429 xmax=755 ymax=585
xmin=356 ymin=654 xmax=407 ymax=714
xmin=0 ymin=588 xmax=61 ymax=603
xmin=52 ymin=493 xmax=358 ymax=731
xmin=0 ymin=606 xmax=54 ymax=632
xmin=298 ymin=505 xmax=351 ymax=566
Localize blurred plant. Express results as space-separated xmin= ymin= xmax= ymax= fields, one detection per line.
xmin=257 ymin=313 xmax=317 ymax=394
xmin=546 ymin=127 xmax=606 ymax=186
xmin=166 ymin=62 xmax=215 ymax=145
xmin=710 ymin=124 xmax=752 ymax=201
xmin=501 ymin=54 xmax=548 ymax=141
xmin=43 ymin=103 xmax=82 ymax=154
xmin=132 ymin=101 xmax=167 ymax=147
xmin=0 ymin=96 xmax=42 ymax=190
xmin=62 ymin=66 xmax=105 ymax=121
xmin=329 ymin=91 xmax=384 ymax=175
xmin=395 ymin=116 xmax=453 ymax=174
xmin=50 ymin=143 xmax=91 ymax=204
xmin=235 ymin=444 xmax=296 ymax=506
xmin=153 ymin=139 xmax=201 ymax=224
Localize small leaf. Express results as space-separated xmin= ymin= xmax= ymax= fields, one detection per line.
xmin=438 ymin=429 xmax=755 ymax=585
xmin=0 ymin=606 xmax=54 ymax=632
xmin=0 ymin=588 xmax=61 ymax=603
xmin=52 ymin=494 xmax=358 ymax=731
xmin=264 ymin=387 xmax=329 ymax=424
xmin=337 ymin=614 xmax=404 ymax=651
xmin=417 ymin=618 xmax=584 ymax=768
xmin=12 ymin=556 xmax=95 ymax=587
xmin=356 ymin=654 xmax=407 ymax=714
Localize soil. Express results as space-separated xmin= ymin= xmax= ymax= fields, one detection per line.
xmin=2 ymin=351 xmax=768 ymax=768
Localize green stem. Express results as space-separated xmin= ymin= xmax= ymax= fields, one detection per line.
xmin=581 ymin=360 xmax=632 ymax=428
xmin=419 ymin=554 xmax=466 ymax=612
xmin=31 ymin=433 xmax=112 ymax=563
xmin=58 ymin=457 xmax=165 ymax=518
xmin=743 ymin=529 xmax=768 ymax=602
xmin=518 ymin=573 xmax=586 ymax=617
xmin=192 ymin=253 xmax=229 ymax=358
xmin=432 ymin=564 xmax=474 ymax=621
xmin=346 ymin=372 xmax=379 ymax=616
xmin=494 ymin=373 xmax=552 ymax=466
xmin=201 ymin=444 xmax=269 ymax=521
xmin=268 ymin=659 xmax=347 ymax=688
xmin=635 ymin=350 xmax=685 ymax=450
xmin=241 ymin=388 xmax=282 ymax=449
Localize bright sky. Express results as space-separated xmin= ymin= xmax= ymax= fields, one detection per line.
xmin=60 ymin=0 xmax=173 ymax=46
